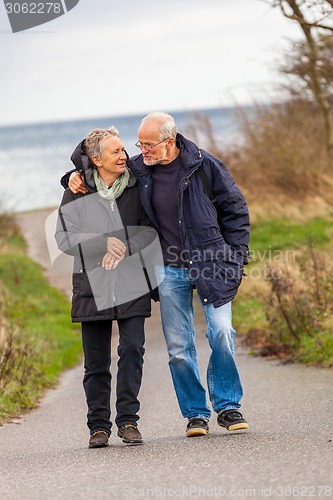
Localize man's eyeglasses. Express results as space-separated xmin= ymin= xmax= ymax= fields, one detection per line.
xmin=135 ymin=137 xmax=170 ymax=151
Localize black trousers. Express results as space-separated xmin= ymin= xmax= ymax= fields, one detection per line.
xmin=81 ymin=316 xmax=145 ymax=435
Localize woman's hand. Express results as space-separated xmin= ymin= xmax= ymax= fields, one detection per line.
xmin=102 ymin=251 xmax=124 ymax=270
xmin=69 ymin=172 xmax=87 ymax=194
xmin=105 ymin=237 xmax=126 ymax=268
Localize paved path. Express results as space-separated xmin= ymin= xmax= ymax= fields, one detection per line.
xmin=0 ymin=208 xmax=332 ymax=499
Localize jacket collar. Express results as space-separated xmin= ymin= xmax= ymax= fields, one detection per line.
xmin=175 ymin=133 xmax=202 ymax=173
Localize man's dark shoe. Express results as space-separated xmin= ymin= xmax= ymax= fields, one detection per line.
xmin=186 ymin=418 xmax=209 ymax=437
xmin=217 ymin=410 xmax=249 ymax=431
xmin=88 ymin=430 xmax=109 ymax=448
xmin=117 ymin=424 xmax=143 ymax=445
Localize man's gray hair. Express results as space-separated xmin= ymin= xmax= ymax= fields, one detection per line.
xmin=85 ymin=126 xmax=119 ymax=161
xmin=141 ymin=112 xmax=177 ymax=141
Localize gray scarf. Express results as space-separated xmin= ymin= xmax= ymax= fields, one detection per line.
xmin=93 ymin=168 xmax=130 ymax=211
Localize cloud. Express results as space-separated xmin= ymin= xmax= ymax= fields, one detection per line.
xmin=0 ymin=0 xmax=300 ymax=125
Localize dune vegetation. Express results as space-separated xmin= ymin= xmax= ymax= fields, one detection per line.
xmin=0 ymin=212 xmax=81 ymax=424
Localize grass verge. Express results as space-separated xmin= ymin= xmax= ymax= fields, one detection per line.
xmin=0 ymin=218 xmax=81 ymax=424
xmin=233 ymin=213 xmax=333 ymax=367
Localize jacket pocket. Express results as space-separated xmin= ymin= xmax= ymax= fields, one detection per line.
xmin=200 ymin=234 xmax=242 ymax=266
xmin=80 ymin=272 xmax=93 ymax=298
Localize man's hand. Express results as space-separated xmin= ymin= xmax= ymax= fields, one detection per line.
xmin=69 ymin=172 xmax=87 ymax=194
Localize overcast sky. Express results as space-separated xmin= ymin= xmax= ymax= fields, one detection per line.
xmin=0 ymin=0 xmax=301 ymax=126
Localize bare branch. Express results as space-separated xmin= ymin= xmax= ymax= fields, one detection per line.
xmin=266 ymin=0 xmax=333 ymax=31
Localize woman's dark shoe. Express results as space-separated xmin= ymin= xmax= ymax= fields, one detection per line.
xmin=88 ymin=430 xmax=109 ymax=448
xmin=217 ymin=410 xmax=249 ymax=431
xmin=117 ymin=424 xmax=143 ymax=445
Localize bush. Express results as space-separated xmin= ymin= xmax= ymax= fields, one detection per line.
xmin=263 ymin=242 xmax=333 ymax=366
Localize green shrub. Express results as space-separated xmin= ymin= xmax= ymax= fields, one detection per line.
xmin=0 ymin=216 xmax=81 ymax=424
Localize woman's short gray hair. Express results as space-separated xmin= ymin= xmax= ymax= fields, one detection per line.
xmin=141 ymin=112 xmax=177 ymax=141
xmin=85 ymin=126 xmax=119 ymax=161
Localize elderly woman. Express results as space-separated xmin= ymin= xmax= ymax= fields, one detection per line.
xmin=55 ymin=127 xmax=157 ymax=448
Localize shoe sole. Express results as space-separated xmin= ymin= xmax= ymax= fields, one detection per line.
xmin=120 ymin=438 xmax=144 ymax=445
xmin=219 ymin=422 xmax=249 ymax=431
xmin=186 ymin=428 xmax=208 ymax=437
xmin=88 ymin=442 xmax=109 ymax=448
xmin=118 ymin=432 xmax=143 ymax=445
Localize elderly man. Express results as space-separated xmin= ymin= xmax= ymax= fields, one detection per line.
xmin=62 ymin=112 xmax=250 ymax=438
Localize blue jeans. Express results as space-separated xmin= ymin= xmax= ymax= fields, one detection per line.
xmin=154 ymin=266 xmax=243 ymax=420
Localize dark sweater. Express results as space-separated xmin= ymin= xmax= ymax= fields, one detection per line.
xmin=151 ymin=155 xmax=185 ymax=267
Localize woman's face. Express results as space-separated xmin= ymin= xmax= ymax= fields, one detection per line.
xmin=93 ymin=135 xmax=127 ymax=177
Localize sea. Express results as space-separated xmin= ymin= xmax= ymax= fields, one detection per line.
xmin=0 ymin=107 xmax=245 ymax=213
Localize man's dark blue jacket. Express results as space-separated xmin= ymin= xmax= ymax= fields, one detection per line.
xmin=129 ymin=133 xmax=250 ymax=308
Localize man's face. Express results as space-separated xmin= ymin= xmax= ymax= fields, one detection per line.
xmin=137 ymin=121 xmax=169 ymax=166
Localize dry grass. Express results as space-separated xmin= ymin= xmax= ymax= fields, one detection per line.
xmin=186 ymin=100 xmax=333 ymax=221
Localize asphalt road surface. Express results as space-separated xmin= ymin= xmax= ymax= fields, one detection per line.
xmin=0 ymin=208 xmax=332 ymax=500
